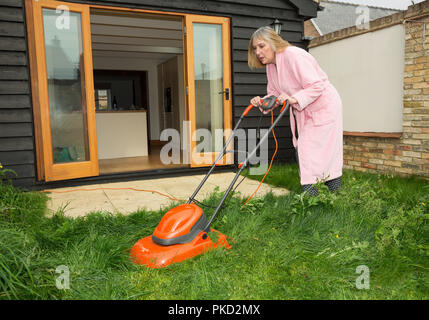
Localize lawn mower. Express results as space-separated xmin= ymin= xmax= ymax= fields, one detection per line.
xmin=129 ymin=96 xmax=291 ymax=268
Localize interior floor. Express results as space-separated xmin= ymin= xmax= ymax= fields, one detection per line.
xmin=98 ymin=145 xmax=187 ymax=175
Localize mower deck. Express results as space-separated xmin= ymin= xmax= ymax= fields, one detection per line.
xmin=130 ymin=229 xmax=231 ymax=268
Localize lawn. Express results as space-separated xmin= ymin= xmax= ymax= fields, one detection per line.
xmin=0 ymin=164 xmax=428 ymax=300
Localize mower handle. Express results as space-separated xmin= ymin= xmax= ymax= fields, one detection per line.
xmin=260 ymin=95 xmax=278 ymax=111
xmin=202 ymin=100 xmax=291 ymax=232
xmin=188 ymin=98 xmax=290 ymax=221
xmin=243 ymin=96 xmax=286 ymax=116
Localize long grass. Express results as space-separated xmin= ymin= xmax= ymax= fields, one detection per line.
xmin=0 ymin=165 xmax=428 ymax=300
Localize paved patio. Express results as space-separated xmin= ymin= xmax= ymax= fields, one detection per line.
xmin=43 ymin=172 xmax=289 ymax=218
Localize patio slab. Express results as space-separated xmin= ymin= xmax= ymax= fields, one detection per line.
xmin=43 ymin=172 xmax=289 ymax=218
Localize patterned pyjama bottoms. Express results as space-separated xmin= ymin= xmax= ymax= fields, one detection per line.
xmin=301 ymin=176 xmax=342 ymax=196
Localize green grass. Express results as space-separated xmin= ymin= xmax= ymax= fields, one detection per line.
xmin=0 ymin=164 xmax=428 ymax=300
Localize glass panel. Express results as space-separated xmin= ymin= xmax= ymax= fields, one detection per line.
xmin=193 ymin=23 xmax=224 ymax=153
xmin=42 ymin=9 xmax=88 ymax=163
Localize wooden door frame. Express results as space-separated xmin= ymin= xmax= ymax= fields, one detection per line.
xmin=184 ymin=14 xmax=233 ymax=168
xmin=25 ymin=0 xmax=44 ymax=181
xmin=26 ymin=0 xmax=99 ymax=181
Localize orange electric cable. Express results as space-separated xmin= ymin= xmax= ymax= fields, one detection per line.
xmin=242 ymin=108 xmax=278 ymax=206
xmin=41 ymin=187 xmax=185 ymax=202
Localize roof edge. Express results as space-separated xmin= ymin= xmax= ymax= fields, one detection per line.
xmin=289 ymin=0 xmax=319 ymax=18
xmin=320 ymin=0 xmax=401 ymax=12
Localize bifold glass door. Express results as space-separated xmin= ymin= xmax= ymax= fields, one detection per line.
xmin=31 ymin=0 xmax=98 ymax=181
xmin=185 ymin=15 xmax=233 ymax=167
xmin=29 ymin=1 xmax=233 ymax=179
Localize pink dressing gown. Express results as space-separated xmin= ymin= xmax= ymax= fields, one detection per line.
xmin=264 ymin=46 xmax=343 ymax=185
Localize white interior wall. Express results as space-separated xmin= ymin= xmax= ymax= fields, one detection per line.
xmin=90 ymin=10 xmax=184 ymax=141
xmin=93 ymin=55 xmax=186 ymax=141
xmin=309 ymin=24 xmax=405 ymax=133
xmin=92 ymin=56 xmax=161 ymax=140
xmin=96 ymin=112 xmax=148 ymax=159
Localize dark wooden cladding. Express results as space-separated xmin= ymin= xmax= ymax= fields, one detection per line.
xmin=233 ymin=28 xmax=302 ymax=45
xmin=234 ymin=73 xmax=268 ymax=85
xmin=0 ymin=0 xmax=35 ymax=187
xmin=0 ymin=150 xmax=34 ymax=165
xmin=4 ymin=164 xmax=35 ymax=178
xmin=0 ymin=51 xmax=28 ymax=66
xmin=0 ymin=137 xmax=34 ymax=151
xmin=0 ymin=108 xmax=33 ymax=122
xmin=0 ymin=6 xmax=24 ymax=22
xmin=0 ymin=66 xmax=29 ymax=80
xmin=233 ymin=84 xmax=266 ymax=96
xmin=96 ymin=0 xmax=299 ymax=19
xmin=233 ymin=30 xmax=303 ymax=43
xmin=232 ymin=16 xmax=303 ymax=30
xmin=235 ymin=115 xmax=291 ymax=128
xmin=0 ymin=0 xmax=317 ymax=187
xmin=0 ymin=123 xmax=34 ymax=137
xmin=290 ymin=0 xmax=319 ymax=17
xmin=1 ymin=0 xmax=25 ymax=7
xmin=232 ymin=50 xmax=249 ymax=62
xmin=0 ymin=21 xmax=25 ymax=37
xmin=206 ymin=0 xmax=295 ymax=10
xmin=0 ymin=94 xmax=31 ymax=108
xmin=233 ymin=62 xmax=265 ymax=74
xmin=234 ymin=104 xmax=292 ymax=118
xmin=0 ymin=80 xmax=29 ymax=94
xmin=236 ymin=127 xmax=292 ymax=139
xmin=0 ymin=36 xmax=27 ymax=51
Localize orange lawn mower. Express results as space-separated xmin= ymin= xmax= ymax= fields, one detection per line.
xmin=129 ymin=96 xmax=291 ymax=268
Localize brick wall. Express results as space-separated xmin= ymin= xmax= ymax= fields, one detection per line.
xmin=304 ymin=19 xmax=321 ymax=39
xmin=309 ymin=1 xmax=429 ymax=179
xmin=343 ymin=135 xmax=428 ymax=177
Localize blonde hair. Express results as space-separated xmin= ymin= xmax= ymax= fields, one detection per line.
xmin=248 ymin=26 xmax=291 ymax=69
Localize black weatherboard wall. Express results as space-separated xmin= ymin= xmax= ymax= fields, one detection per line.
xmin=0 ymin=0 xmax=318 ymax=188
xmin=0 ymin=0 xmax=34 ymax=187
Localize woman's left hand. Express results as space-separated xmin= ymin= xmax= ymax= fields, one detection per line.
xmin=277 ymin=93 xmax=297 ymax=106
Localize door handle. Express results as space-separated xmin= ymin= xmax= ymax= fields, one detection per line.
xmin=218 ymin=88 xmax=230 ymax=100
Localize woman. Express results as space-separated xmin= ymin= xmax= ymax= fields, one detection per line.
xmin=248 ymin=26 xmax=343 ymax=196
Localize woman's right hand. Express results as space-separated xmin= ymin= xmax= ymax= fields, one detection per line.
xmin=250 ymin=96 xmax=262 ymax=107
xmin=251 ymin=96 xmax=272 ymax=114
